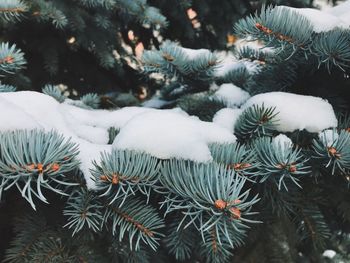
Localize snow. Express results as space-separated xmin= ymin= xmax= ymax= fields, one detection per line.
xmin=181 ymin=47 xmax=211 ymax=60
xmin=113 ymin=110 xmax=236 ymax=161
xmin=319 ymin=129 xmax=339 ymax=147
xmin=212 ymin=108 xmax=243 ymax=133
xmin=326 ymin=0 xmax=350 ymax=16
xmin=242 ymin=92 xmax=337 ymax=133
xmin=273 ymin=134 xmax=293 ymax=151
xmin=322 ymin=249 xmax=336 ymax=259
xmin=0 ymin=91 xmax=236 ymax=187
xmin=277 ymin=5 xmax=349 ymax=32
xmin=214 ymin=84 xmax=250 ymax=108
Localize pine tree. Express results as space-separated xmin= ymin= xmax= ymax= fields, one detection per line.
xmin=1 ymin=0 xmax=350 ymax=263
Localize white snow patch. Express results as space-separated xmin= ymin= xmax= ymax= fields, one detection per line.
xmin=181 ymin=47 xmax=211 ymax=60
xmin=213 ymin=108 xmax=243 ymax=133
xmin=243 ymin=92 xmax=337 ymax=133
xmin=214 ymin=84 xmax=250 ymax=108
xmin=273 ymin=134 xmax=293 ymax=151
xmin=326 ymin=0 xmax=350 ymax=17
xmin=113 ymin=110 xmax=236 ymax=161
xmin=278 ymin=6 xmax=348 ymax=32
xmin=319 ymin=129 xmax=339 ymax=147
xmin=322 ymin=249 xmax=336 ymax=259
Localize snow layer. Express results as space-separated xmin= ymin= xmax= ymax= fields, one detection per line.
xmin=0 ymin=91 xmax=236 ymax=187
xmin=181 ymin=47 xmax=211 ymax=60
xmin=214 ymin=84 xmax=250 ymax=108
xmin=282 ymin=6 xmax=347 ymax=32
xmin=242 ymin=92 xmax=337 ymax=133
xmin=212 ymin=108 xmax=243 ymax=133
xmin=277 ymin=5 xmax=350 ymax=32
xmin=113 ymin=110 xmax=236 ymax=161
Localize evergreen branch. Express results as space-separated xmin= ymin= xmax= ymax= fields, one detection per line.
xmin=163 ymin=218 xmax=197 ymax=261
xmin=234 ymin=104 xmax=279 ymax=141
xmin=116 ymin=0 xmax=168 ymax=28
xmin=143 ymin=41 xmax=218 ymax=84
xmin=110 ymin=238 xmax=151 ymax=263
xmin=0 ymin=82 xmax=16 ymax=92
xmin=209 ymin=142 xmax=258 ymax=180
xmin=33 ymin=1 xmax=68 ymax=29
xmin=91 ymin=149 xmax=160 ymax=205
xmin=296 ymin=205 xmax=331 ymax=250
xmin=3 ymin=215 xmax=49 ymax=263
xmin=177 ymin=95 xmax=226 ymax=121
xmin=64 ymin=188 xmax=104 ymax=235
xmin=78 ymin=0 xmax=116 ymax=9
xmin=80 ymin=93 xmax=101 ymax=109
xmin=234 ymin=5 xmax=314 ymax=50
xmin=107 ymin=127 xmax=120 ymax=145
xmin=42 ymin=84 xmax=65 ymax=103
xmin=160 ymin=160 xmax=260 ymax=245
xmin=254 ymin=136 xmax=311 ymax=190
xmin=104 ymin=197 xmax=165 ymax=251
xmin=198 ymin=224 xmax=236 ymax=263
xmin=0 ymin=42 xmax=26 ymax=76
xmin=0 ymin=0 xmax=27 ymax=22
xmin=0 ymin=130 xmax=80 ymax=209
xmin=312 ymin=28 xmax=350 ymax=72
xmin=313 ymin=130 xmax=350 ymax=175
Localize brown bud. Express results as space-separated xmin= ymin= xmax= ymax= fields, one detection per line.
xmin=289 ymin=165 xmax=297 ymax=173
xmin=37 ymin=163 xmax=43 ymax=173
xmin=214 ymin=199 xmax=227 ymax=210
xmin=112 ymin=174 xmax=119 ymax=185
xmin=229 ymin=207 xmax=241 ymax=220
xmin=51 ymin=163 xmax=60 ymax=172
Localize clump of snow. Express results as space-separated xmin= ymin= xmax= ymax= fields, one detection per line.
xmin=243 ymin=92 xmax=337 ymax=133
xmin=181 ymin=47 xmax=212 ymax=60
xmin=319 ymin=129 xmax=339 ymax=147
xmin=0 ymin=91 xmax=236 ymax=187
xmin=320 ymin=0 xmax=350 ymax=30
xmin=212 ymin=108 xmax=243 ymax=133
xmin=113 ymin=110 xmax=236 ymax=161
xmin=277 ymin=6 xmax=348 ymax=32
xmin=326 ymin=0 xmax=350 ymax=17
xmin=322 ymin=249 xmax=336 ymax=259
xmin=214 ymin=84 xmax=250 ymax=108
xmin=273 ymin=134 xmax=293 ymax=151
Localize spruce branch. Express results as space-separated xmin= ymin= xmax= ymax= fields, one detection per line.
xmin=313 ymin=130 xmax=350 ymax=175
xmin=209 ymin=142 xmax=258 ymax=180
xmin=0 ymin=42 xmax=26 ymax=76
xmin=163 ymin=218 xmax=197 ymax=261
xmin=0 ymin=0 xmax=27 ymax=22
xmin=234 ymin=104 xmax=279 ymax=141
xmin=64 ymin=188 xmax=104 ymax=235
xmin=80 ymin=93 xmax=101 ymax=109
xmin=312 ymin=28 xmax=350 ymax=72
xmin=254 ymin=137 xmax=311 ymax=190
xmin=0 ymin=130 xmax=80 ymax=209
xmin=160 ymin=160 xmax=260 ymax=246
xmin=42 ymin=84 xmax=65 ymax=103
xmin=234 ymin=5 xmax=313 ymax=50
xmin=0 ymin=82 xmax=16 ymax=92
xmin=104 ymin=196 xmax=165 ymax=251
xmin=91 ymin=149 xmax=160 ymax=206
